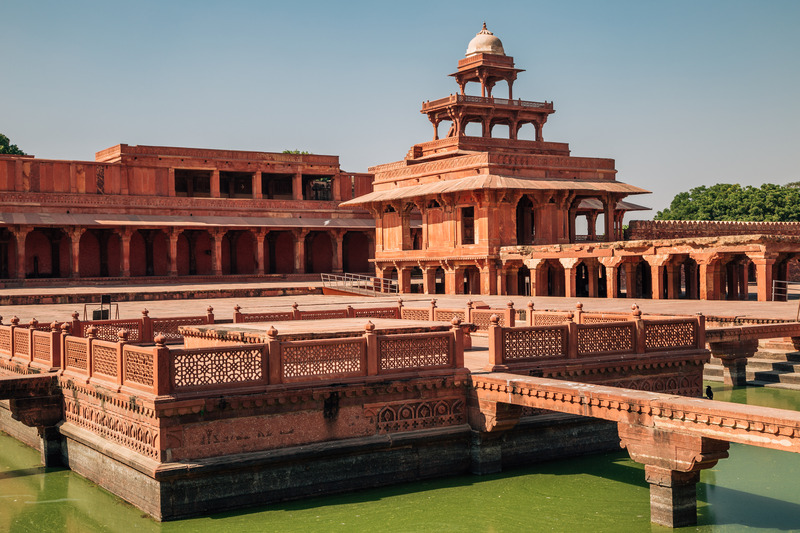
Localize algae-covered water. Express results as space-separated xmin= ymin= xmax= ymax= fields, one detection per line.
xmin=2 ymin=384 xmax=800 ymax=532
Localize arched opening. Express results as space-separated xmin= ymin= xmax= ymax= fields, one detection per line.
xmin=516 ymin=196 xmax=534 ymax=245
xmin=267 ymin=231 xmax=295 ymax=274
xmin=464 ymin=121 xmax=482 ymax=137
xmin=410 ymin=267 xmax=423 ymax=293
xmin=130 ymin=230 xmax=169 ymax=277
xmin=222 ymin=230 xmax=256 ymax=275
xmin=343 ymin=232 xmax=370 ymax=273
xmin=26 ymin=228 xmax=68 ymax=278
xmin=175 ymin=230 xmax=212 ymax=276
xmin=305 ymin=231 xmax=333 ymax=273
xmin=518 ymin=265 xmax=531 ymax=296
xmin=490 ymin=123 xmax=510 ymax=139
xmin=517 ymin=123 xmax=536 ymax=141
xmin=463 ymin=266 xmax=481 ymax=295
xmin=78 ymin=229 xmax=121 ymax=278
xmin=435 ymin=267 xmax=445 ymax=294
xmin=0 ymin=228 xmax=16 ymax=278
xmin=576 ymin=262 xmax=590 ymax=298
xmin=635 ymin=260 xmax=652 ymax=299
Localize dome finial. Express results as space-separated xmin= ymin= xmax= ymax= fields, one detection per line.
xmin=482 ymin=21 xmax=487 ymax=31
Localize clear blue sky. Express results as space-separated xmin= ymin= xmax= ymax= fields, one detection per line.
xmin=3 ymin=1 xmax=799 ymax=216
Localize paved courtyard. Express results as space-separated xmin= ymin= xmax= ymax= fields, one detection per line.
xmin=1 ymin=281 xmax=798 ymax=324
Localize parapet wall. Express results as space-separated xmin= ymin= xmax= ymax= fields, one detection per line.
xmin=628 ymin=219 xmax=800 ymax=240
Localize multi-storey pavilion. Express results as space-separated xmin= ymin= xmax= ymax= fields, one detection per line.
xmin=0 ymin=144 xmax=373 ymax=284
xmin=342 ymin=25 xmax=649 ymax=295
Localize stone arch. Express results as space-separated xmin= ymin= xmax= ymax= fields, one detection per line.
xmin=79 ymin=229 xmax=120 ymax=277
xmin=130 ymin=229 xmax=169 ymax=277
xmin=516 ymin=196 xmax=534 ymax=245
xmin=0 ymin=228 xmax=16 ymax=278
xmin=175 ymin=230 xmax=212 ymax=276
xmin=26 ymin=228 xmax=68 ymax=278
xmin=267 ymin=231 xmax=295 ymax=274
xmin=305 ymin=231 xmax=333 ymax=273
xmin=463 ymin=265 xmax=481 ymax=295
xmin=518 ymin=264 xmax=531 ymax=296
xmin=222 ymin=230 xmax=256 ymax=275
xmin=342 ymin=231 xmax=370 ymax=273
xmin=634 ymin=259 xmax=652 ymax=299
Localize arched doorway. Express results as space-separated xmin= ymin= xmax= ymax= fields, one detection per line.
xmin=222 ymin=230 xmax=256 ymax=275
xmin=305 ymin=232 xmax=333 ymax=273
xmin=343 ymin=232 xmax=370 ymax=273
xmin=463 ymin=266 xmax=481 ymax=295
xmin=267 ymin=231 xmax=295 ymax=274
xmin=635 ymin=260 xmax=652 ymax=299
xmin=130 ymin=230 xmax=169 ymax=277
xmin=516 ymin=196 xmax=534 ymax=245
xmin=518 ymin=265 xmax=531 ymax=296
xmin=410 ymin=266 xmax=423 ymax=293
xmin=25 ymin=228 xmax=68 ymax=278
xmin=435 ymin=267 xmax=445 ymax=294
xmin=0 ymin=228 xmax=16 ymax=278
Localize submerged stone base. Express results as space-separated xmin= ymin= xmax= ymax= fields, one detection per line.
xmin=2 ymin=408 xmax=620 ymax=521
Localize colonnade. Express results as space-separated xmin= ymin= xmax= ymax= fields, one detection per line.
xmin=0 ymin=226 xmax=373 ymax=281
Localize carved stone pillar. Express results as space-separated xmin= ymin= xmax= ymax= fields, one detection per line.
xmin=422 ymin=266 xmax=436 ymax=295
xmin=293 ymin=229 xmax=308 ymax=274
xmin=210 ymin=231 xmax=223 ymax=276
xmin=168 ymin=230 xmax=180 ymax=277
xmin=624 ymin=262 xmax=636 ymax=298
xmin=559 ymin=258 xmax=581 ymax=298
xmin=255 ymin=230 xmax=267 ymax=276
xmin=210 ymin=170 xmax=220 ymax=198
xmin=709 ymin=339 xmax=759 ymax=386
xmin=120 ymin=229 xmax=132 ymax=277
xmin=293 ymin=172 xmax=303 ymax=201
xmin=332 ymin=230 xmax=344 ymax=273
xmin=752 ymin=253 xmax=778 ymax=302
xmin=14 ymin=226 xmax=31 ymax=280
xmin=644 ymin=255 xmax=671 ymax=300
xmin=599 ymin=257 xmax=623 ymax=299
xmin=397 ymin=266 xmax=412 ymax=294
xmin=69 ymin=228 xmax=84 ymax=278
xmin=527 ymin=258 xmax=544 ymax=297
xmin=618 ymin=423 xmax=729 ymax=528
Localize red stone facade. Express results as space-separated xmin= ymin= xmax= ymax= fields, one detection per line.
xmin=0 ymin=145 xmax=374 ymax=285
xmin=344 ymin=27 xmax=800 ymax=302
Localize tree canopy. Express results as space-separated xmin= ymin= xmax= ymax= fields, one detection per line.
xmin=282 ymin=149 xmax=310 ymax=155
xmin=654 ymin=183 xmax=800 ymax=222
xmin=0 ymin=133 xmax=26 ymax=155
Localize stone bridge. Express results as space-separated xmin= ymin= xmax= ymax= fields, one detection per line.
xmin=0 ymin=372 xmax=63 ymax=465
xmin=706 ymin=322 xmax=800 ymax=385
xmin=471 ymin=372 xmax=800 ymax=528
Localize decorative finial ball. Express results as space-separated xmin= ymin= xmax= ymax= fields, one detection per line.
xmin=118 ymin=329 xmax=130 ymax=341
xmin=142 ymin=308 xmax=149 ymax=317
xmin=365 ymin=321 xmax=376 ymax=332
xmin=451 ymin=316 xmax=462 ymax=326
xmin=268 ymin=326 xmax=278 ymax=338
xmin=576 ymin=302 xmax=583 ymax=311
xmin=154 ymin=334 xmax=166 ymax=346
xmin=50 ymin=321 xmax=59 ymax=331
xmin=87 ymin=325 xmax=98 ymax=337
xmin=489 ymin=314 xmax=500 ymax=325
xmin=71 ymin=311 xmax=79 ymax=320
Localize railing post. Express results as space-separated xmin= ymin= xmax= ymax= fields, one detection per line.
xmin=346 ymin=305 xmax=355 ymax=318
xmin=141 ymin=308 xmax=153 ymax=342
xmin=451 ymin=317 xmax=464 ymax=368
xmin=71 ymin=311 xmax=82 ymax=338
xmin=632 ymin=304 xmax=646 ymax=354
xmin=116 ymin=330 xmax=128 ymax=390
xmin=485 ymin=314 xmax=507 ymax=371
xmin=49 ymin=321 xmax=61 ymax=369
xmin=26 ymin=318 xmax=38 ymax=364
xmin=86 ymin=325 xmax=97 ymax=383
xmin=267 ymin=326 xmax=282 ymax=384
xmin=206 ymin=306 xmax=215 ymax=324
xmin=567 ymin=312 xmax=578 ymax=359
xmin=365 ymin=321 xmax=378 ymax=376
xmin=430 ymin=299 xmax=437 ymax=321
xmin=397 ymin=298 xmax=404 ymax=318
xmin=695 ymin=313 xmax=706 ymax=350
xmin=527 ymin=301 xmax=534 ymax=326
xmin=506 ymin=301 xmax=515 ymax=327
xmin=466 ymin=300 xmax=474 ymax=323
xmin=153 ymin=335 xmax=171 ymax=396
xmin=292 ymin=302 xmax=300 ymax=320
xmin=575 ymin=302 xmax=584 ymax=324
xmin=233 ymin=304 xmax=243 ymax=323
xmin=9 ymin=316 xmax=19 ymax=361
xmin=60 ymin=323 xmax=70 ymax=373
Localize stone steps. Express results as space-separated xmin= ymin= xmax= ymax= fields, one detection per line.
xmin=704 ymin=348 xmax=800 ymax=388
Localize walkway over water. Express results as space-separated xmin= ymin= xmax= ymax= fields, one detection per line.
xmin=472 ymin=373 xmax=800 ymax=526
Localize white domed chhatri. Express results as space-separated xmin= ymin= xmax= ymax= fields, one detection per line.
xmin=465 ymin=22 xmax=505 ymax=56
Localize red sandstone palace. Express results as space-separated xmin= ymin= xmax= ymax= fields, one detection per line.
xmin=343 ymin=24 xmax=800 ymax=301
xmin=0 ymin=145 xmax=373 ymax=282
xmin=2 ymin=25 xmax=799 ymax=300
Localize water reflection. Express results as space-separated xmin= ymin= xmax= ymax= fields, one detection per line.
xmin=1 ymin=383 xmax=800 ymax=532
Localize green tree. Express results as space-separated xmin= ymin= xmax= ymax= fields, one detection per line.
xmin=0 ymin=133 xmax=26 ymax=155
xmin=282 ymin=149 xmax=310 ymax=155
xmin=655 ymin=183 xmax=800 ymax=222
